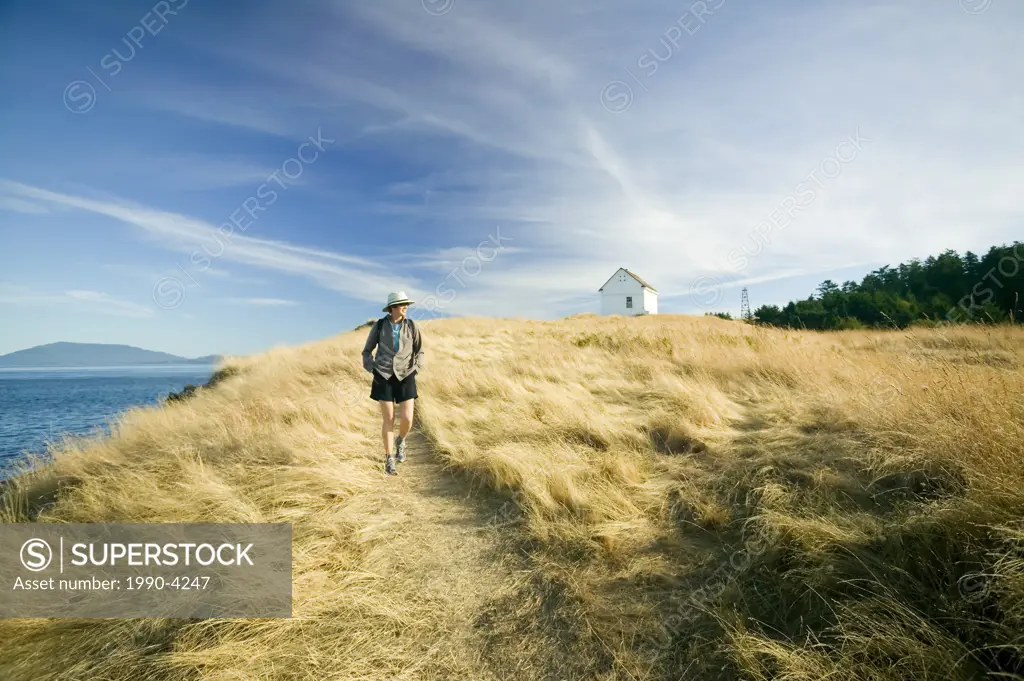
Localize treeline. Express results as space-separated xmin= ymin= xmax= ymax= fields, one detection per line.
xmin=751 ymin=242 xmax=1024 ymax=330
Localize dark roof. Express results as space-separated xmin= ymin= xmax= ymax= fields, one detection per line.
xmin=598 ymin=267 xmax=658 ymax=293
xmin=624 ymin=268 xmax=657 ymax=292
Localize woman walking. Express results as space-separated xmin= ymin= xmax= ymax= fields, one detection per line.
xmin=362 ymin=291 xmax=425 ymax=475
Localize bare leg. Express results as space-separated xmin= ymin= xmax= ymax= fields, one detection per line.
xmin=398 ymin=398 xmax=415 ymax=440
xmin=379 ymin=400 xmax=396 ymax=454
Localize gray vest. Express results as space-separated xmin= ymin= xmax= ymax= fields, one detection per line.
xmin=362 ymin=316 xmax=423 ymax=381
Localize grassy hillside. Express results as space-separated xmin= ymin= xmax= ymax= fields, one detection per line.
xmin=2 ymin=315 xmax=1023 ymax=680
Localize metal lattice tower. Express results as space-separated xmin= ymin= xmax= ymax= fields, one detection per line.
xmin=740 ymin=287 xmax=751 ymax=320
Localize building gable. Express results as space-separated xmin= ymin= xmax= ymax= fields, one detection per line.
xmin=598 ymin=267 xmax=658 ymax=293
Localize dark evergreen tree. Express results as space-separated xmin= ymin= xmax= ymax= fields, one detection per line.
xmin=750 ymin=241 xmax=1024 ymax=329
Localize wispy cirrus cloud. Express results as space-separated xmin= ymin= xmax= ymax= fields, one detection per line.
xmin=0 ymin=179 xmax=415 ymax=303
xmin=138 ymin=89 xmax=305 ymax=140
xmin=0 ymin=283 xmax=154 ymax=318
xmin=0 ymin=196 xmax=49 ymax=214
xmin=124 ymin=154 xmax=284 ymax=192
xmin=222 ymin=297 xmax=300 ymax=306
xmin=103 ymin=263 xmax=269 ymax=286
xmin=182 ymin=0 xmax=1023 ymax=316
xmin=4 ymin=0 xmax=1023 ymax=332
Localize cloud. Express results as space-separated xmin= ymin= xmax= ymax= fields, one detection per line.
xmin=138 ymin=90 xmax=304 ymax=139
xmin=0 ymin=283 xmax=154 ymax=318
xmin=222 ymin=297 xmax=300 ymax=306
xmin=0 ymin=196 xmax=49 ymax=214
xmin=101 ymin=263 xmax=154 ymax=279
xmin=7 ymin=0 xmax=1024 ymax=322
xmin=104 ymin=263 xmax=268 ymax=287
xmin=199 ymin=268 xmax=269 ymax=285
xmin=127 ymin=154 xmax=282 ymax=192
xmin=0 ymin=179 xmax=408 ymax=303
xmin=191 ymin=0 xmax=1022 ymax=316
xmin=392 ymin=244 xmax=531 ymax=273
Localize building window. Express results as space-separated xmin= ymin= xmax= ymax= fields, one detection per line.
xmin=626 ymin=296 xmax=632 ymax=308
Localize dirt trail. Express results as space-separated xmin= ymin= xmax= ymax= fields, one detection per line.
xmin=356 ymin=430 xmax=523 ymax=680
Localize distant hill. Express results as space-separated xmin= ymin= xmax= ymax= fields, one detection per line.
xmin=0 ymin=342 xmax=220 ymax=368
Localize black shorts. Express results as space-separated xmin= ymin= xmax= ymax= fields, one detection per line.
xmin=370 ymin=370 xmax=418 ymax=403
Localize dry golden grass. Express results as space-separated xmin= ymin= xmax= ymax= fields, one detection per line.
xmin=2 ymin=314 xmax=1023 ymax=680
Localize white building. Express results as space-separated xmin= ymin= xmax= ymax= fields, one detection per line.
xmin=598 ymin=268 xmax=658 ymax=315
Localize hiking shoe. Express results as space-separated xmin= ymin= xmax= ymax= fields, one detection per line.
xmin=385 ymin=455 xmax=397 ymax=475
xmin=395 ymin=436 xmax=406 ymax=462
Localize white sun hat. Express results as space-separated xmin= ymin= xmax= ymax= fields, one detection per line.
xmin=382 ymin=291 xmax=415 ymax=312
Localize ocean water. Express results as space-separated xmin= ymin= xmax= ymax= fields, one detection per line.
xmin=0 ymin=366 xmax=215 ymax=480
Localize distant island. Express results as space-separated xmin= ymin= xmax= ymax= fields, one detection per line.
xmin=0 ymin=342 xmax=221 ymax=368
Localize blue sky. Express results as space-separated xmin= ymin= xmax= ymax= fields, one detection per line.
xmin=0 ymin=0 xmax=1021 ymax=358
